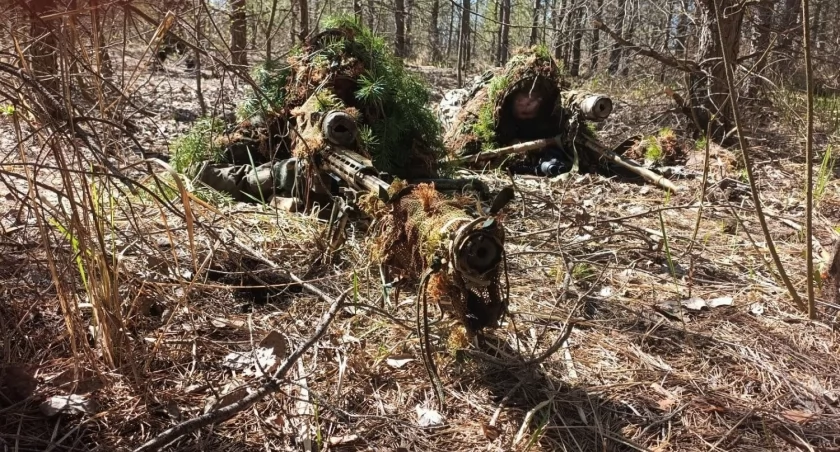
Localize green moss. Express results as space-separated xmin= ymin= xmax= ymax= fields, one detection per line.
xmin=473 ymin=104 xmax=498 ymax=148
xmin=644 ymin=136 xmax=663 ymax=163
xmin=487 ymin=75 xmax=511 ymax=100
xmin=695 ymin=136 xmax=708 ymax=151
xmin=314 ymin=91 xmax=345 ymax=111
xmin=658 ymin=127 xmax=675 ymax=139
xmin=170 ymin=117 xmax=226 ymax=173
xmin=571 ymin=263 xmax=595 ymax=281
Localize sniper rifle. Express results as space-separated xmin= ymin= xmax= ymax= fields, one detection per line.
xmin=448 ymin=92 xmax=680 ymax=192
xmin=313 ymin=110 xmax=393 ymax=202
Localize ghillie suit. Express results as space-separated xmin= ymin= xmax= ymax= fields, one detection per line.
xmin=364 ymin=183 xmax=514 ymax=406
xmin=174 ymin=18 xmax=444 ymax=203
xmin=440 ymin=48 xmax=613 ymax=177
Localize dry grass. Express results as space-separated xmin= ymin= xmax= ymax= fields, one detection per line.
xmin=2 ymin=5 xmax=840 ymax=452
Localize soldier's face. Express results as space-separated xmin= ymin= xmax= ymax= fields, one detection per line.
xmin=512 ymin=92 xmax=542 ymax=120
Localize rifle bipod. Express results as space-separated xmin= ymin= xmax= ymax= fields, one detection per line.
xmin=323 ymin=195 xmax=352 ymax=263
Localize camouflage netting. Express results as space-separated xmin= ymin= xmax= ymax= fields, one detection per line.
xmin=172 ymin=18 xmax=444 ymax=179
xmin=442 ymin=47 xmax=571 ymax=157
xmin=364 ymin=183 xmax=508 ymax=332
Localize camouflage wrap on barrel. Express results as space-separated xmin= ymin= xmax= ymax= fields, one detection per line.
xmin=365 ymin=183 xmax=508 ymax=332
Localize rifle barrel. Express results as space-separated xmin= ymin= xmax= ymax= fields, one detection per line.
xmin=321 ymin=149 xmax=391 ymax=201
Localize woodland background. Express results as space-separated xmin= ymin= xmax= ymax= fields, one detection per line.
xmin=1 ymin=0 xmax=839 ymax=451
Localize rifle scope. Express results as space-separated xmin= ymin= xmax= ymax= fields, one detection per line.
xmin=322 ymin=111 xmax=358 ymax=147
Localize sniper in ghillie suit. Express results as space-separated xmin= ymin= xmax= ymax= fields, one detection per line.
xmin=439 ymin=48 xmax=677 ymax=191
xmin=171 ymin=18 xmax=446 ymax=206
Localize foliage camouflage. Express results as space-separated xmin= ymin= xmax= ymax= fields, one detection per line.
xmin=173 ymin=17 xmax=444 ymax=180
xmin=363 ymin=182 xmax=508 ymax=332
xmin=443 ymin=47 xmax=572 ymax=157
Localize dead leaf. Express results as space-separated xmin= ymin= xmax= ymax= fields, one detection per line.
xmin=681 ymin=297 xmax=707 ymax=311
xmin=40 ymin=394 xmax=97 ymax=416
xmin=416 ymin=405 xmax=444 ymax=427
xmin=204 ymin=386 xmax=250 ymax=414
xmin=328 ymin=434 xmax=360 ymax=446
xmin=481 ymin=422 xmax=501 ymax=440
xmin=386 ymin=354 xmax=414 ymax=369
xmin=782 ymin=409 xmax=815 ymax=425
xmin=222 ymin=331 xmax=288 ymax=377
xmin=259 ymin=331 xmax=288 ymax=355
xmin=222 ymin=351 xmax=252 ymax=371
xmin=708 ymin=296 xmax=733 ymax=308
xmin=657 ymin=398 xmax=677 ymax=411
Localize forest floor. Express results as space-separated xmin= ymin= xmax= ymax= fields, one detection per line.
xmin=2 ymin=49 xmax=840 ymax=452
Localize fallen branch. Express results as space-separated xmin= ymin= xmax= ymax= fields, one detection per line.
xmin=451 ymin=137 xmax=562 ymax=165
xmin=133 ymin=289 xmax=347 ymax=452
xmin=576 ymin=134 xmax=681 ymax=192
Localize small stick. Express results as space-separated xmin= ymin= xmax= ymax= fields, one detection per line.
xmin=451 ymin=137 xmax=561 ymax=165
xmin=576 ymin=134 xmax=680 ymax=192
xmin=134 ymin=290 xmax=347 ymax=452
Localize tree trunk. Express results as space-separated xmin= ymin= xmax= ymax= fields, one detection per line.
xmin=298 ymin=0 xmax=309 ymax=43
xmin=660 ymin=3 xmax=673 ymax=82
xmin=367 ymin=0 xmax=375 ymax=30
xmin=499 ymin=0 xmax=510 ymax=64
xmin=811 ymin=0 xmax=821 ymax=50
xmin=620 ymin=1 xmax=635 ymax=76
xmin=675 ymin=2 xmax=689 ymax=57
xmin=354 ymin=0 xmax=363 ymax=24
xmin=694 ymin=0 xmax=744 ymax=135
xmin=590 ymin=0 xmax=603 ymax=72
xmin=266 ymin=0 xmax=281 ymax=61
xmin=28 ymin=0 xmax=60 ymax=117
xmin=747 ymin=0 xmax=774 ymax=97
xmin=457 ymin=0 xmax=471 ymax=86
xmin=394 ymin=0 xmax=406 ymax=57
xmin=290 ymin=0 xmax=297 ymax=44
xmin=446 ymin=2 xmax=455 ymax=59
xmin=430 ymin=0 xmax=441 ymax=62
xmin=554 ymin=0 xmax=574 ymax=63
xmin=569 ymin=5 xmax=583 ymax=76
xmin=529 ymin=0 xmax=542 ymax=46
xmin=491 ymin=0 xmax=498 ymax=63
xmin=469 ymin=2 xmax=477 ymax=64
xmin=608 ymin=0 xmax=626 ymax=74
xmin=406 ymin=0 xmax=414 ymax=56
xmin=229 ymin=0 xmax=248 ymax=67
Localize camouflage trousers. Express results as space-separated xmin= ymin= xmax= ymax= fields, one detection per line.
xmin=189 ymin=158 xmax=300 ymax=203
